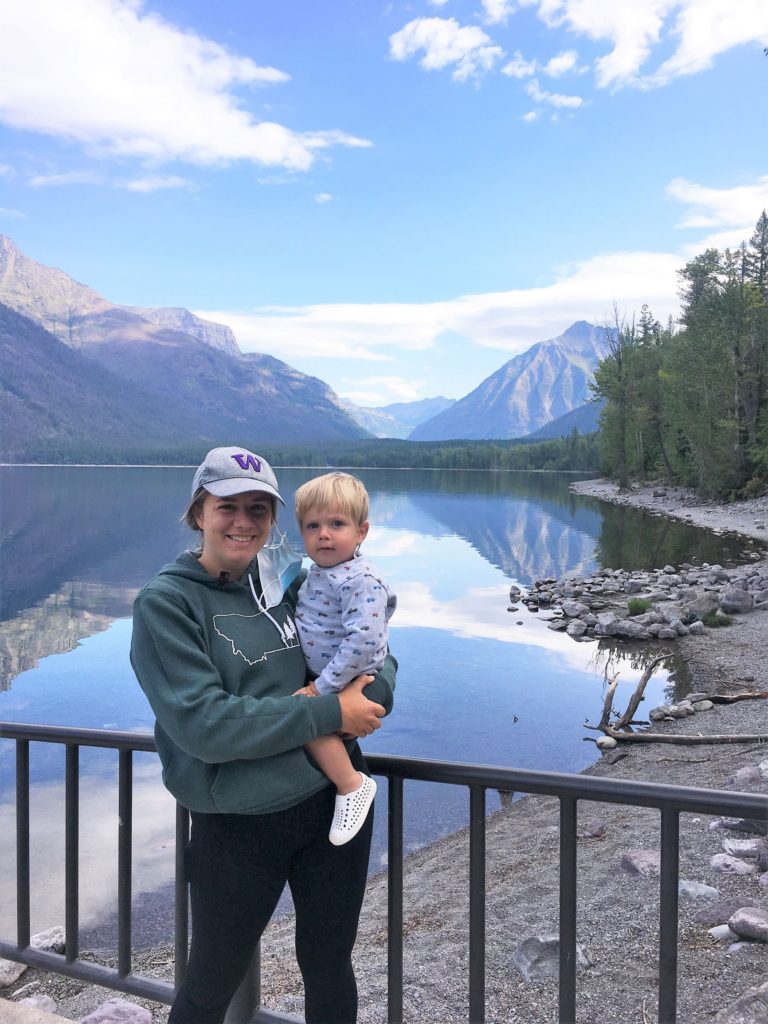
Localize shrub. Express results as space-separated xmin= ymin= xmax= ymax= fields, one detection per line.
xmin=702 ymin=611 xmax=733 ymax=627
xmin=627 ymin=597 xmax=652 ymax=616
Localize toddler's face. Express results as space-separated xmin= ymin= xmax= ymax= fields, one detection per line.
xmin=300 ymin=504 xmax=369 ymax=568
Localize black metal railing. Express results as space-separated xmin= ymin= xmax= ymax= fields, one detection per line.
xmin=1 ymin=722 xmax=765 ymax=1024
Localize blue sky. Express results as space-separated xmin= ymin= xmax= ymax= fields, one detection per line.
xmin=1 ymin=0 xmax=767 ymax=406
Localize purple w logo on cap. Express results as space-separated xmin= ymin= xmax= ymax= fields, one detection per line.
xmin=231 ymin=453 xmax=262 ymax=472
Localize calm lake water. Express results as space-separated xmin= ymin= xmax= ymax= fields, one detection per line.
xmin=0 ymin=465 xmax=758 ymax=942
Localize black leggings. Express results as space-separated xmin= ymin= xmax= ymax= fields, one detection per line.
xmin=169 ymin=768 xmax=373 ymax=1024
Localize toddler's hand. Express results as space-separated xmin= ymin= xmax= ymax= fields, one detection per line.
xmin=292 ymin=681 xmax=320 ymax=697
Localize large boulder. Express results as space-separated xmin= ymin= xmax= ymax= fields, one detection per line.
xmin=720 ymin=588 xmax=754 ymax=615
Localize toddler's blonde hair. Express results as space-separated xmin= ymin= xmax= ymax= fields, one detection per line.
xmin=294 ymin=472 xmax=369 ymax=528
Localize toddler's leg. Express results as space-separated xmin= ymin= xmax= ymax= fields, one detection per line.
xmin=305 ymin=735 xmax=376 ymax=846
xmin=306 ymin=734 xmax=361 ymax=794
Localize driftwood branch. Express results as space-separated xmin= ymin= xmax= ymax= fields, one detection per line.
xmin=599 ymin=727 xmax=768 ymax=745
xmin=707 ymin=691 xmax=768 ymax=704
xmin=614 ymin=656 xmax=666 ymax=731
xmin=585 ymin=660 xmax=768 ymax=746
xmin=598 ymin=672 xmax=620 ymax=731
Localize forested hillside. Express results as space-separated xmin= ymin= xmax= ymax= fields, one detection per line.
xmin=592 ymin=212 xmax=768 ymax=498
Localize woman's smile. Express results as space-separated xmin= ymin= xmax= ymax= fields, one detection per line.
xmin=195 ymin=492 xmax=274 ymax=576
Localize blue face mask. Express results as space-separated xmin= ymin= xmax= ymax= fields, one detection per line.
xmin=254 ymin=528 xmax=303 ymax=610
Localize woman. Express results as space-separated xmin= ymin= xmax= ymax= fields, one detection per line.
xmin=130 ymin=446 xmax=396 ymax=1024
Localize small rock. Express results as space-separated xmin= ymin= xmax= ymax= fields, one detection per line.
xmin=679 ymin=880 xmax=720 ymax=901
xmin=31 ymin=926 xmax=65 ymax=954
xmin=692 ymin=699 xmax=714 ymax=711
xmin=577 ymin=820 xmax=607 ymax=839
xmin=715 ymin=979 xmax=768 ymax=1023
xmin=720 ymin=588 xmax=754 ymax=614
xmin=710 ymin=854 xmax=756 ymax=875
xmin=728 ymin=907 xmax=768 ymax=943
xmin=547 ymin=619 xmax=568 ymax=632
xmin=693 ymin=897 xmax=757 ymax=926
xmin=18 ymin=995 xmax=58 ymax=1012
xmin=566 ymin=619 xmax=588 ymax=638
xmin=80 ymin=998 xmax=153 ymax=1024
xmin=512 ymin=934 xmax=591 ymax=981
xmin=596 ymin=736 xmax=617 ymax=750
xmin=708 ymin=924 xmax=739 ymax=942
xmin=0 ymin=958 xmax=28 ymax=987
xmin=621 ymin=850 xmax=661 ymax=876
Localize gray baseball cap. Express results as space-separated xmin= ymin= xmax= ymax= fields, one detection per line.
xmin=191 ymin=446 xmax=286 ymax=505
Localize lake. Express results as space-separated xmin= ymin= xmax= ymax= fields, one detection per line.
xmin=0 ymin=465 xmax=757 ymax=943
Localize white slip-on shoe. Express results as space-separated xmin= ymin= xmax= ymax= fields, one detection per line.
xmin=329 ymin=773 xmax=377 ymax=846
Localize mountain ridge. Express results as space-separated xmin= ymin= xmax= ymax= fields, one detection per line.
xmin=409 ymin=321 xmax=612 ymax=441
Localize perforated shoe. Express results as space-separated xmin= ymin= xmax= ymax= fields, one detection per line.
xmin=329 ymin=773 xmax=377 ymax=846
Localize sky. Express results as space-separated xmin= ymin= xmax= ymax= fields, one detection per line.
xmin=1 ymin=0 xmax=767 ymax=408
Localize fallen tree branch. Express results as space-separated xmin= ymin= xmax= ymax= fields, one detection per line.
xmin=614 ymin=656 xmax=666 ymax=731
xmin=706 ymin=691 xmax=768 ymax=704
xmin=598 ymin=727 xmax=768 ymax=745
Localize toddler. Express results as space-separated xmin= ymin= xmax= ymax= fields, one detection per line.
xmin=293 ymin=472 xmax=396 ymax=845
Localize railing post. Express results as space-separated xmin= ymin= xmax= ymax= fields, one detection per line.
xmin=469 ymin=786 xmax=486 ymax=1024
xmin=65 ymin=743 xmax=80 ymax=962
xmin=117 ymin=749 xmax=133 ymax=977
xmin=387 ymin=777 xmax=404 ymax=1024
xmin=658 ymin=808 xmax=680 ymax=1024
xmin=16 ymin=740 xmax=30 ymax=950
xmin=558 ymin=797 xmax=577 ymax=1024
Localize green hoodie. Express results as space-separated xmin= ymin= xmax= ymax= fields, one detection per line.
xmin=131 ymin=550 xmax=396 ymax=814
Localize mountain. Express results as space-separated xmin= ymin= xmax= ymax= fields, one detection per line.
xmin=0 ymin=301 xmax=196 ymax=458
xmin=522 ymin=399 xmax=605 ymax=440
xmin=342 ymin=395 xmax=456 ymax=438
xmin=409 ymin=321 xmax=612 ymax=441
xmin=0 ymin=236 xmax=368 ymax=457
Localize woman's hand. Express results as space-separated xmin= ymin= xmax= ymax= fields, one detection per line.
xmin=338 ymin=674 xmax=385 ymax=738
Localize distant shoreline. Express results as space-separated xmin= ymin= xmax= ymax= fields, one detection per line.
xmin=571 ymin=477 xmax=768 ymax=544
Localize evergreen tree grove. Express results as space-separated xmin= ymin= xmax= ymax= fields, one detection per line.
xmin=591 ymin=213 xmax=768 ymax=498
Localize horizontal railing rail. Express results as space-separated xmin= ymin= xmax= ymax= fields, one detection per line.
xmin=1 ymin=721 xmax=765 ymax=1024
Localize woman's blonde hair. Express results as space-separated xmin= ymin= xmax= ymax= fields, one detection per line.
xmin=294 ymin=472 xmax=369 ymax=528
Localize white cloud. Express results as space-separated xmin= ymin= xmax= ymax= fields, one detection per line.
xmin=122 ymin=175 xmax=190 ymax=192
xmin=427 ymin=0 xmax=451 ymax=5
xmin=666 ymin=175 xmax=768 ymax=229
xmin=525 ymin=77 xmax=583 ymax=107
xmin=314 ymin=192 xmax=334 ymax=203
xmin=524 ymin=0 xmax=768 ymax=88
xmin=197 ymin=249 xmax=681 ymax=363
xmin=29 ymin=170 xmax=104 ymax=187
xmin=645 ymin=0 xmax=768 ymax=86
xmin=543 ymin=49 xmax=579 ymax=76
xmin=0 ymin=206 xmax=25 ymax=218
xmin=342 ymin=376 xmax=425 ymax=405
xmin=481 ymin=0 xmax=515 ymax=24
xmin=0 ymin=0 xmax=371 ymax=171
xmin=389 ymin=17 xmax=505 ymax=81
xmin=198 ymin=176 xmax=765 ymax=371
xmin=501 ymin=51 xmax=537 ymax=77
xmin=522 ymin=110 xmax=540 ymax=122
xmin=0 ymin=164 xmax=14 ymax=177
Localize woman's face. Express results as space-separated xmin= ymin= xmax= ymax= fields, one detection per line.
xmin=195 ymin=491 xmax=274 ymax=578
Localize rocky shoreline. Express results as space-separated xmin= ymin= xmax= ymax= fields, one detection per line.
xmin=4 ymin=480 xmax=768 ymax=1023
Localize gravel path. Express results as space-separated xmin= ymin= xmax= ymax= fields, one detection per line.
xmin=5 ymin=481 xmax=768 ymax=1023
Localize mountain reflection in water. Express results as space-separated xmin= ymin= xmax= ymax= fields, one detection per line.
xmin=0 ymin=465 xmax=757 ymax=940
